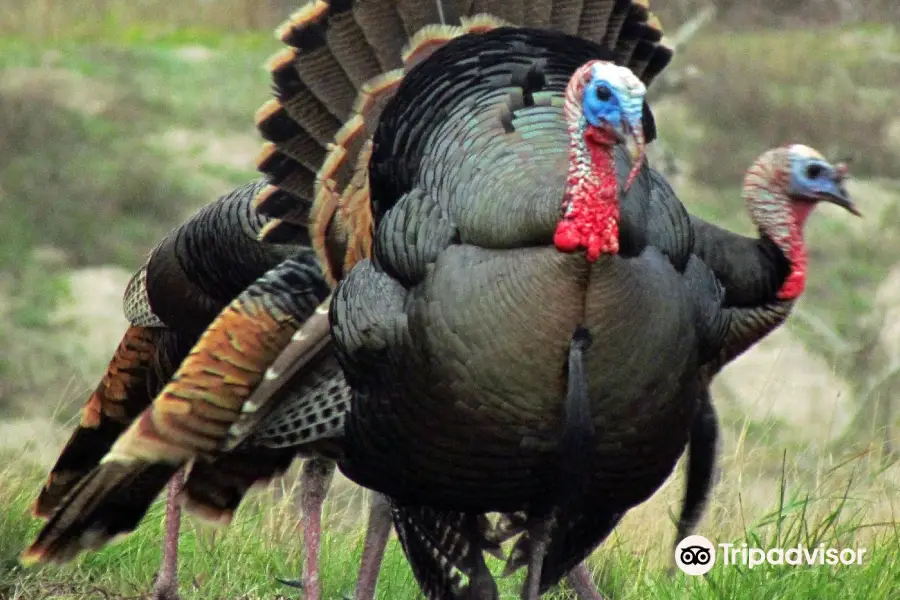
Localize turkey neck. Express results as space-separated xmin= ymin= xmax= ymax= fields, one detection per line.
xmin=775 ymin=200 xmax=813 ymax=300
xmin=744 ymin=160 xmax=807 ymax=302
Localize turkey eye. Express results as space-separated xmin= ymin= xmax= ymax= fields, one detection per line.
xmin=806 ymin=164 xmax=824 ymax=179
xmin=595 ymin=85 xmax=612 ymax=102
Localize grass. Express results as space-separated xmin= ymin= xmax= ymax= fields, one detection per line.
xmin=0 ymin=436 xmax=897 ymax=599
xmin=0 ymin=30 xmax=271 ymax=419
xmin=678 ymin=25 xmax=900 ymax=186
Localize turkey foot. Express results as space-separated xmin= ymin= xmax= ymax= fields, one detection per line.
xmin=521 ymin=519 xmax=554 ymax=600
xmin=151 ymin=469 xmax=185 ymax=600
xmin=276 ymin=458 xmax=334 ymax=600
xmin=566 ymin=564 xmax=606 ymax=600
xmin=354 ymin=492 xmax=393 ymax=600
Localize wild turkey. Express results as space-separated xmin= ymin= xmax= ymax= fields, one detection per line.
xmin=671 ymin=145 xmax=858 ymax=555
xmin=248 ymin=1 xmax=683 ymax=597
xmin=24 ymin=1 xmax=682 ymax=598
xmin=319 ymin=21 xmax=738 ymax=597
xmin=324 ymin=13 xmax=861 ymax=599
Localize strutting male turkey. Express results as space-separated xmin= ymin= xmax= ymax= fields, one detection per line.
xmin=21 ymin=2 xmax=691 ymax=598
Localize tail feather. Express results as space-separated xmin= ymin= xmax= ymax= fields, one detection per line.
xmin=353 ymin=0 xmax=409 ymax=69
xmin=256 ymin=103 xmax=327 ymax=173
xmin=624 ymin=13 xmax=664 ymax=77
xmin=254 ymin=0 xmax=674 ymax=285
xmin=268 ymin=52 xmax=342 ymax=147
xmin=256 ymin=143 xmax=318 ymax=204
xmin=577 ymin=0 xmax=617 ymax=40
xmin=181 ymin=448 xmax=297 ymax=526
xmin=550 ymin=0 xmax=585 ymax=32
xmin=33 ymin=326 xmax=181 ymax=519
xmin=472 ymin=0 xmax=521 ymax=23
xmin=601 ymin=0 xmax=634 ymax=47
xmin=614 ymin=5 xmax=656 ymax=64
xmin=22 ymin=461 xmax=177 ymax=565
xmin=397 ymin=0 xmax=445 ymax=34
xmin=181 ymin=351 xmax=351 ymax=523
xmin=523 ymin=0 xmax=553 ymax=27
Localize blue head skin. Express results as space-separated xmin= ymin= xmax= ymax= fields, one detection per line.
xmin=577 ymin=62 xmax=647 ymax=188
xmin=787 ymin=145 xmax=859 ymax=215
xmin=581 ymin=65 xmax=645 ymax=139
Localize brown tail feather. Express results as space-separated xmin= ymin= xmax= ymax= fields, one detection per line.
xmin=33 ymin=326 xmax=167 ymax=519
xmin=23 ymin=258 xmax=330 ymax=565
xmin=222 ymin=299 xmax=333 ymax=450
xmin=104 ymin=290 xmax=312 ymax=468
xmin=522 ymin=0 xmax=553 ymax=27
xmin=181 ymin=448 xmax=297 ymax=525
xmin=577 ymin=0 xmax=617 ymax=40
xmin=550 ymin=0 xmax=586 ymax=32
xmin=22 ymin=461 xmax=177 ymax=565
xmin=601 ymin=0 xmax=634 ymax=46
xmin=255 ymin=0 xmax=673 ymax=284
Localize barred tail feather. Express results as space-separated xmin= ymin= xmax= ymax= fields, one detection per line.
xmin=22 ymin=461 xmax=177 ymax=565
xmin=32 ymin=326 xmax=181 ymax=520
xmin=22 ymin=257 xmax=331 ymax=565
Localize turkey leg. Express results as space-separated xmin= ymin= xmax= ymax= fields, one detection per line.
xmin=354 ymin=492 xmax=393 ymax=600
xmin=565 ymin=564 xmax=606 ymax=600
xmin=277 ymin=457 xmax=335 ymax=600
xmin=669 ymin=392 xmax=719 ymax=574
xmin=522 ymin=519 xmax=554 ymax=600
xmin=151 ymin=468 xmax=185 ymax=600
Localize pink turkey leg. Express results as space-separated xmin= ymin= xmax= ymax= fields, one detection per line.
xmin=354 ymin=492 xmax=393 ymax=600
xmin=566 ymin=563 xmax=606 ymax=600
xmin=151 ymin=468 xmax=185 ymax=600
xmin=278 ymin=458 xmax=334 ymax=600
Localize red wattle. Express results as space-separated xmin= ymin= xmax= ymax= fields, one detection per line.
xmin=776 ymin=202 xmax=812 ymax=300
xmin=554 ymin=222 xmax=581 ymax=253
xmin=777 ymin=269 xmax=806 ymax=300
xmin=554 ymin=128 xmax=620 ymax=262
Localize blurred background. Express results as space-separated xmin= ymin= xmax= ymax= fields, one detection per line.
xmin=0 ymin=0 xmax=898 ymax=598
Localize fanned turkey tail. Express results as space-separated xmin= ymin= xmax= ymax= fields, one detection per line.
xmin=21 ymin=254 xmax=330 ymax=565
xmin=252 ymin=0 xmax=674 ymax=285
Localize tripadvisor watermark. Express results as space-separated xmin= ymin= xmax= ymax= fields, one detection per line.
xmin=674 ymin=535 xmax=867 ymax=576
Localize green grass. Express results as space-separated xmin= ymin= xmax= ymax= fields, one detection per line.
xmin=1 ymin=450 xmax=897 ymax=599
xmin=0 ymin=32 xmax=273 ymax=419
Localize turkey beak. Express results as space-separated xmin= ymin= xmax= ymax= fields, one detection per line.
xmin=822 ymin=163 xmax=861 ymax=216
xmin=624 ymin=119 xmax=645 ymax=191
